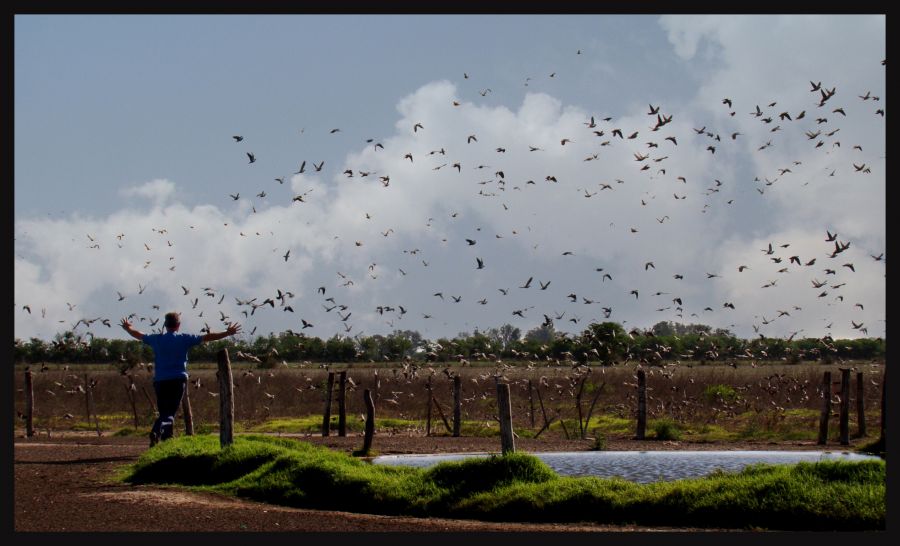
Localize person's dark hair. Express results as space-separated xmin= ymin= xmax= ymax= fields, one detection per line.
xmin=164 ymin=312 xmax=181 ymax=330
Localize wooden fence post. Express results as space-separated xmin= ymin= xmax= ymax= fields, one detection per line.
xmin=856 ymin=371 xmax=866 ymax=438
xmin=497 ymin=382 xmax=515 ymax=454
xmin=362 ymin=389 xmax=375 ymax=455
xmin=83 ymin=373 xmax=92 ymax=422
xmin=338 ymin=371 xmax=347 ymax=437
xmin=140 ymin=385 xmax=156 ymax=419
xmin=125 ymin=376 xmax=139 ymax=428
xmin=582 ymin=381 xmax=606 ymax=440
xmin=558 ymin=409 xmax=571 ymax=440
xmin=217 ymin=348 xmax=234 ymax=448
xmin=818 ymin=371 xmax=831 ymax=445
xmin=575 ymin=376 xmax=587 ymax=438
xmin=425 ymin=375 xmax=433 ymax=436
xmin=452 ymin=375 xmax=461 ymax=437
xmin=635 ymin=369 xmax=647 ymax=440
xmin=182 ymin=387 xmax=194 ymax=436
xmin=84 ymin=375 xmax=101 ymax=437
xmin=533 ymin=386 xmax=554 ymax=438
xmin=373 ymin=370 xmax=380 ymax=404
xmin=839 ymin=368 xmax=850 ymax=446
xmin=24 ymin=371 xmax=35 ymax=438
xmin=880 ymin=368 xmax=886 ymax=444
xmin=322 ymin=372 xmax=335 ymax=437
xmin=528 ymin=379 xmax=536 ymax=429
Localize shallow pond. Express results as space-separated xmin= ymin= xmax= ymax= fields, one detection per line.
xmin=372 ymin=450 xmax=879 ymax=483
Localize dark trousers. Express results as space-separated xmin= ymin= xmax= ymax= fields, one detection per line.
xmin=152 ymin=378 xmax=187 ymax=440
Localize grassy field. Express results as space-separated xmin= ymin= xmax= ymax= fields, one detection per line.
xmin=15 ymin=360 xmax=884 ymax=445
xmin=119 ymin=434 xmax=885 ymax=531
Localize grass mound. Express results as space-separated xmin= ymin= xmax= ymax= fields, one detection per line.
xmin=121 ymin=435 xmax=884 ymax=530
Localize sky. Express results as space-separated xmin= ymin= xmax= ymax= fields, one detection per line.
xmin=14 ymin=14 xmax=886 ymax=344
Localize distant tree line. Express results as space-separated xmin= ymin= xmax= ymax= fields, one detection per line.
xmin=13 ymin=321 xmax=884 ymax=370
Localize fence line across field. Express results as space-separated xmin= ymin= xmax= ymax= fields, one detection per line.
xmin=18 ymin=362 xmax=883 ymax=455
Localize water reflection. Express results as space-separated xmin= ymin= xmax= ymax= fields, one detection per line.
xmin=372 ymin=450 xmax=878 ymax=483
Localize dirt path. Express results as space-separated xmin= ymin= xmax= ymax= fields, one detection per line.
xmin=14 ymin=432 xmax=830 ymax=532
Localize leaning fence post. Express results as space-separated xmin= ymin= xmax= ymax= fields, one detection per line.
xmin=497 ymin=382 xmax=515 ymax=454
xmin=635 ymin=369 xmax=647 ymax=440
xmin=452 ymin=375 xmax=461 ymax=437
xmin=856 ymin=371 xmax=866 ymax=438
xmin=83 ymin=373 xmax=92 ymax=422
xmin=362 ymin=388 xmax=375 ymax=455
xmin=182 ymin=387 xmax=194 ymax=436
xmin=217 ymin=349 xmax=234 ymax=448
xmin=24 ymin=371 xmax=35 ymax=438
xmin=125 ymin=376 xmax=139 ymax=428
xmin=528 ymin=379 xmax=536 ymax=429
xmin=84 ymin=375 xmax=101 ymax=437
xmin=839 ymin=368 xmax=851 ymax=446
xmin=818 ymin=371 xmax=831 ymax=445
xmin=338 ymin=371 xmax=347 ymax=437
xmin=425 ymin=375 xmax=433 ymax=436
xmin=880 ymin=367 xmax=886 ymax=445
xmin=322 ymin=372 xmax=335 ymax=437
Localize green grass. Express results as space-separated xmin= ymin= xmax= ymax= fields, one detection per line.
xmin=584 ymin=415 xmax=633 ymax=435
xmin=650 ymin=418 xmax=682 ymax=441
xmin=120 ymin=434 xmax=884 ymax=530
xmin=703 ymin=384 xmax=738 ymax=404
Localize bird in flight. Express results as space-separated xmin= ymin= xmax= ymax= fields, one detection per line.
xmin=247 ymin=152 xmax=256 ymax=164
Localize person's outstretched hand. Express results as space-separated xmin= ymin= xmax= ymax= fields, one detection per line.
xmin=226 ymin=322 xmax=242 ymax=336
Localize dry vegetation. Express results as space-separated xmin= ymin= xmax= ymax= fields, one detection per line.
xmin=15 ymin=358 xmax=884 ymax=445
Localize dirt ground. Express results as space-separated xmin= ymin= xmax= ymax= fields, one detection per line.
xmin=13 ymin=429 xmax=842 ymax=533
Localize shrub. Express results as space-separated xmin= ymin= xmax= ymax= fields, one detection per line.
xmin=703 ymin=384 xmax=737 ymax=404
xmin=590 ymin=432 xmax=607 ymax=451
xmin=652 ymin=419 xmax=682 ymax=441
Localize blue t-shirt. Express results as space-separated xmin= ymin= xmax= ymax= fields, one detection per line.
xmin=142 ymin=332 xmax=204 ymax=381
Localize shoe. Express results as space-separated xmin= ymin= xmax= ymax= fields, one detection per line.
xmin=149 ymin=432 xmax=159 ymax=447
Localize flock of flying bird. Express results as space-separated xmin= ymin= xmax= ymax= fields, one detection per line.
xmin=17 ymin=52 xmax=885 ymax=348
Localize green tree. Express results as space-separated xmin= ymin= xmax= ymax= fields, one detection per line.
xmin=524 ymin=322 xmax=556 ymax=344
xmin=580 ymin=322 xmax=628 ymax=364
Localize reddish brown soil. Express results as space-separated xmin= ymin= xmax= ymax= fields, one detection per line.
xmin=14 ymin=430 xmax=840 ymax=533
